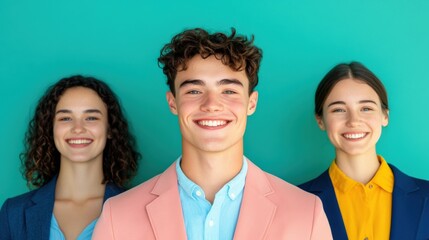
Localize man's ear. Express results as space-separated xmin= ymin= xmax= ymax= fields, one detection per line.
xmin=315 ymin=114 xmax=326 ymax=130
xmin=247 ymin=91 xmax=258 ymax=116
xmin=166 ymin=91 xmax=178 ymax=115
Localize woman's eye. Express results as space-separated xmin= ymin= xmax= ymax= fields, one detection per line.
xmin=86 ymin=116 xmax=99 ymax=121
xmin=59 ymin=117 xmax=72 ymax=121
xmin=332 ymin=109 xmax=345 ymax=113
xmin=362 ymin=107 xmax=373 ymax=112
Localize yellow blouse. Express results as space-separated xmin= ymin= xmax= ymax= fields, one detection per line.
xmin=329 ymin=156 xmax=394 ymax=240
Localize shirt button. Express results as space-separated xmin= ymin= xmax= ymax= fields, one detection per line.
xmin=230 ymin=193 xmax=236 ymax=199
xmin=364 ymin=237 xmax=368 ymax=240
xmin=209 ymin=220 xmax=214 ymax=227
xmin=368 ymin=184 xmax=373 ymax=189
xmin=196 ymin=190 xmax=202 ymax=197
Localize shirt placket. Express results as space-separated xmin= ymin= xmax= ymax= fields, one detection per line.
xmin=362 ymin=182 xmax=375 ymax=240
xmin=204 ymin=188 xmax=226 ymax=240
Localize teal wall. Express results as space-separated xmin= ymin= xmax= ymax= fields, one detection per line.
xmin=1 ymin=0 xmax=428 ymax=205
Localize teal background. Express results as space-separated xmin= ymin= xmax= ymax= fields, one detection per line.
xmin=1 ymin=0 xmax=428 ymax=205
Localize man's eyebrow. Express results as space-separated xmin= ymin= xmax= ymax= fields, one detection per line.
xmin=55 ymin=109 xmax=103 ymax=114
xmin=218 ymin=79 xmax=243 ymax=87
xmin=179 ymin=79 xmax=204 ymax=88
xmin=178 ymin=78 xmax=244 ymax=89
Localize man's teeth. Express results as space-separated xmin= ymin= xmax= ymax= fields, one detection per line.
xmin=68 ymin=139 xmax=92 ymax=144
xmin=198 ymin=120 xmax=227 ymax=127
xmin=343 ymin=133 xmax=366 ymax=139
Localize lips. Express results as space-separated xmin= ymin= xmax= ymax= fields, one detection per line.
xmin=342 ymin=132 xmax=367 ymax=140
xmin=66 ymin=138 xmax=93 ymax=145
xmin=195 ymin=119 xmax=232 ymax=129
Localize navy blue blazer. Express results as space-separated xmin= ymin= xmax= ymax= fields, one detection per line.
xmin=299 ymin=164 xmax=429 ymax=240
xmin=0 ymin=176 xmax=124 ymax=240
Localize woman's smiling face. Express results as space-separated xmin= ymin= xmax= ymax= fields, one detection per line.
xmin=316 ymin=79 xmax=389 ymax=157
xmin=53 ymin=87 xmax=109 ymax=164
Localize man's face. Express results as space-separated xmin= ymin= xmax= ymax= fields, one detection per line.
xmin=166 ymin=55 xmax=258 ymax=154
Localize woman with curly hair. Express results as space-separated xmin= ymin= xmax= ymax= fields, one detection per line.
xmin=0 ymin=75 xmax=140 ymax=240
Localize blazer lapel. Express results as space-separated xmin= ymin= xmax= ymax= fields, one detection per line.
xmin=304 ymin=171 xmax=347 ymax=240
xmin=24 ymin=177 xmax=122 ymax=240
xmin=25 ymin=176 xmax=57 ymax=240
xmin=389 ymin=165 xmax=429 ymax=240
xmin=146 ymin=164 xmax=187 ymax=240
xmin=233 ymin=160 xmax=276 ymax=240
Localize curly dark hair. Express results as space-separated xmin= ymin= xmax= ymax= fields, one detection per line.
xmin=21 ymin=75 xmax=140 ymax=188
xmin=158 ymin=28 xmax=263 ymax=95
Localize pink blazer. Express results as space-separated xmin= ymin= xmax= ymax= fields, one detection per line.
xmin=93 ymin=160 xmax=332 ymax=239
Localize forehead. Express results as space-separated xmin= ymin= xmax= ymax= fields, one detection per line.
xmin=56 ymin=87 xmax=106 ymax=111
xmin=175 ymin=55 xmax=249 ymax=86
xmin=326 ymin=79 xmax=380 ymax=102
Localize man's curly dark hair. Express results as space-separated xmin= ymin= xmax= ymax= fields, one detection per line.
xmin=21 ymin=75 xmax=140 ymax=188
xmin=158 ymin=28 xmax=263 ymax=95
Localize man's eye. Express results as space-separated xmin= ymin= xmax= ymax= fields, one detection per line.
xmin=223 ymin=90 xmax=236 ymax=94
xmin=86 ymin=116 xmax=99 ymax=121
xmin=187 ymin=90 xmax=201 ymax=94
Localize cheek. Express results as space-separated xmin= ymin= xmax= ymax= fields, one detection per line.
xmin=323 ymin=119 xmax=344 ymax=141
xmin=53 ymin=124 xmax=65 ymax=137
xmin=228 ymin=99 xmax=248 ymax=111
xmin=52 ymin=127 xmax=64 ymax=150
xmin=96 ymin=124 xmax=109 ymax=137
xmin=366 ymin=115 xmax=385 ymax=128
xmin=176 ymin=97 xmax=197 ymax=110
xmin=175 ymin=103 xmax=192 ymax=118
xmin=322 ymin=117 xmax=338 ymax=131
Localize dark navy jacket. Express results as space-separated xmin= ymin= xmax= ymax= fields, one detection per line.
xmin=0 ymin=176 xmax=124 ymax=240
xmin=299 ymin=164 xmax=429 ymax=240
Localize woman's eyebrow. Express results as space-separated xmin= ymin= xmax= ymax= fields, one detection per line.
xmin=55 ymin=109 xmax=103 ymax=114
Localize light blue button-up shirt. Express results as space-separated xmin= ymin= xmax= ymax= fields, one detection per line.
xmin=49 ymin=215 xmax=96 ymax=240
xmin=176 ymin=157 xmax=248 ymax=240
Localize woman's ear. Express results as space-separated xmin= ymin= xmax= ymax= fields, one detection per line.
xmin=382 ymin=110 xmax=389 ymax=127
xmin=107 ymin=128 xmax=112 ymax=139
xmin=315 ymin=114 xmax=326 ymax=130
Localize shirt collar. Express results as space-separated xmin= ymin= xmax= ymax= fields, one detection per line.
xmin=372 ymin=156 xmax=394 ymax=193
xmin=329 ymin=155 xmax=394 ymax=193
xmin=176 ymin=156 xmax=248 ymax=201
xmin=329 ymin=159 xmax=357 ymax=193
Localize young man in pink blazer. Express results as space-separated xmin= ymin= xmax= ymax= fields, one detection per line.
xmin=92 ymin=28 xmax=332 ymax=240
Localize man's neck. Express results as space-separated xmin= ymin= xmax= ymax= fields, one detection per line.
xmin=180 ymin=148 xmax=244 ymax=203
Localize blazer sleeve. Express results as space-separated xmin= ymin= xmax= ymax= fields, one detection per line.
xmin=0 ymin=199 xmax=12 ymax=240
xmin=93 ymin=199 xmax=116 ymax=240
xmin=311 ymin=197 xmax=333 ymax=240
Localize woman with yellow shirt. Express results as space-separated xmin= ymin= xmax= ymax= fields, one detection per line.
xmin=300 ymin=62 xmax=429 ymax=240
